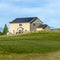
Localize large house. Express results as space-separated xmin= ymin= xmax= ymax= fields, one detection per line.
xmin=9 ymin=17 xmax=50 ymax=34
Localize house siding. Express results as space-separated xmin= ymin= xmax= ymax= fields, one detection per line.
xmin=30 ymin=19 xmax=43 ymax=32
xmin=9 ymin=23 xmax=30 ymax=34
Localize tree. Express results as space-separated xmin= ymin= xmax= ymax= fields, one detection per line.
xmin=3 ymin=24 xmax=8 ymax=35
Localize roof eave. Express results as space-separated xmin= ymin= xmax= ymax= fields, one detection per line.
xmin=9 ymin=22 xmax=30 ymax=23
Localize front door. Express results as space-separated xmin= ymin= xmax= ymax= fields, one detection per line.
xmin=17 ymin=27 xmax=24 ymax=34
xmin=19 ymin=30 xmax=22 ymax=33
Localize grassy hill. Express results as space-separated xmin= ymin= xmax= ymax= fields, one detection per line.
xmin=0 ymin=31 xmax=60 ymax=54
xmin=0 ymin=31 xmax=60 ymax=60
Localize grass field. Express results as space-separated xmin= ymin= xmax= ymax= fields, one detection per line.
xmin=0 ymin=31 xmax=60 ymax=60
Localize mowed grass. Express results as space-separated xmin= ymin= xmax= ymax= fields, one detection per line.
xmin=0 ymin=31 xmax=60 ymax=54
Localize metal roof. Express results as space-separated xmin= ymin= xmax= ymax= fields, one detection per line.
xmin=10 ymin=17 xmax=38 ymax=23
xmin=38 ymin=24 xmax=48 ymax=29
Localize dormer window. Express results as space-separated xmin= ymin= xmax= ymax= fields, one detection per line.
xmin=19 ymin=24 xmax=22 ymax=26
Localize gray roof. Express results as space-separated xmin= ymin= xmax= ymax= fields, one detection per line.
xmin=10 ymin=17 xmax=38 ymax=23
xmin=38 ymin=24 xmax=48 ymax=29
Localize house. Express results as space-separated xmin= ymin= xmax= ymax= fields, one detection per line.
xmin=9 ymin=17 xmax=50 ymax=34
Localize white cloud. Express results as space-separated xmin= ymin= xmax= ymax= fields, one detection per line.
xmin=0 ymin=0 xmax=60 ymax=17
xmin=0 ymin=0 xmax=60 ymax=28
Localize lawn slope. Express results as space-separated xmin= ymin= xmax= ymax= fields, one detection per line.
xmin=0 ymin=31 xmax=60 ymax=54
xmin=0 ymin=31 xmax=60 ymax=60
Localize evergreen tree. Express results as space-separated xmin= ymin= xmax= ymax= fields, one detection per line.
xmin=3 ymin=24 xmax=8 ymax=35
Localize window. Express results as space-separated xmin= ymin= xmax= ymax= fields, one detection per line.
xmin=19 ymin=24 xmax=22 ymax=26
xmin=13 ymin=30 xmax=15 ymax=33
xmin=33 ymin=23 xmax=35 ymax=26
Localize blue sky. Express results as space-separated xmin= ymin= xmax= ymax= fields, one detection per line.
xmin=0 ymin=0 xmax=60 ymax=28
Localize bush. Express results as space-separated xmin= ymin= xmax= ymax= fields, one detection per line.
xmin=0 ymin=32 xmax=3 ymax=35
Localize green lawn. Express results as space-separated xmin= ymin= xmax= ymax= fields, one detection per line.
xmin=0 ymin=31 xmax=60 ymax=54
